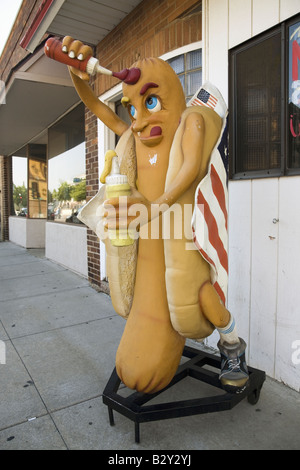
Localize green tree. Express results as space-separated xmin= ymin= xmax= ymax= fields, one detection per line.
xmin=52 ymin=188 xmax=58 ymax=201
xmin=47 ymin=189 xmax=53 ymax=203
xmin=13 ymin=184 xmax=27 ymax=210
xmin=57 ymin=181 xmax=71 ymax=201
xmin=70 ymin=179 xmax=86 ymax=202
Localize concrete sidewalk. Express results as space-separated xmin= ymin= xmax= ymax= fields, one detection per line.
xmin=0 ymin=241 xmax=299 ymax=450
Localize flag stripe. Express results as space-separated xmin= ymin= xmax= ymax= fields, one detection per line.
xmin=193 ymin=229 xmax=226 ymax=305
xmin=213 ymin=281 xmax=226 ymax=305
xmin=197 ymin=189 xmax=228 ymax=274
xmin=193 ymin=229 xmax=217 ymax=272
xmin=191 ymin=97 xmax=215 ymax=110
xmin=208 ymin=96 xmax=218 ymax=105
xmin=210 ymin=163 xmax=228 ymax=230
xmin=193 ymin=225 xmax=228 ymax=306
xmin=197 ymin=173 xmax=227 ymax=253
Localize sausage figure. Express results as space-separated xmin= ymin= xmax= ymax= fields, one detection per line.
xmin=57 ymin=37 xmax=249 ymax=394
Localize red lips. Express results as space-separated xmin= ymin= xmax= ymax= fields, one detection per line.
xmin=150 ymin=126 xmax=162 ymax=137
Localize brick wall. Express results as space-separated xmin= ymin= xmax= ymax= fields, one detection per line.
xmin=85 ymin=75 xmax=109 ymax=291
xmin=85 ymin=102 xmax=100 ymax=288
xmin=94 ymin=0 xmax=202 ymax=96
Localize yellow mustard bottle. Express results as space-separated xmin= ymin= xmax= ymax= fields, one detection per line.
xmin=100 ymin=150 xmax=134 ymax=246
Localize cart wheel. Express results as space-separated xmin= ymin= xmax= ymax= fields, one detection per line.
xmin=247 ymin=387 xmax=261 ymax=405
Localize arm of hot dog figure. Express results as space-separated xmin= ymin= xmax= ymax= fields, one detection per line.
xmin=103 ymin=188 xmax=152 ymax=231
xmin=154 ymin=113 xmax=204 ymax=207
xmin=62 ymin=37 xmax=130 ymax=137
xmin=103 ymin=113 xmax=204 ymax=229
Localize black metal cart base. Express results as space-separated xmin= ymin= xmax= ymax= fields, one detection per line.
xmin=102 ymin=345 xmax=266 ymax=443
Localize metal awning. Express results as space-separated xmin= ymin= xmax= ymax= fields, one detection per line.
xmin=0 ymin=0 xmax=142 ymax=157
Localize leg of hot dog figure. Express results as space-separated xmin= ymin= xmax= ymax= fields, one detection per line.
xmin=199 ymin=281 xmax=230 ymax=328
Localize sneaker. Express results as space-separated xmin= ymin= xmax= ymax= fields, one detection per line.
xmin=217 ymin=338 xmax=249 ymax=394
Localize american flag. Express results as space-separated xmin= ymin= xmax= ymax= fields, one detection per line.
xmin=192 ymin=88 xmax=218 ymax=110
xmin=188 ymin=83 xmax=229 ymax=305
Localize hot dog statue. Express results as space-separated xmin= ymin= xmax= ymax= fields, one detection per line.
xmin=45 ymin=36 xmax=249 ymax=394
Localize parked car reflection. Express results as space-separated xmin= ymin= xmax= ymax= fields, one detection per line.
xmin=66 ymin=211 xmax=82 ymax=224
xmin=18 ymin=208 xmax=27 ymax=217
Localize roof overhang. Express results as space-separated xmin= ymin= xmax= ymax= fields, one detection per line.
xmin=20 ymin=0 xmax=142 ymax=52
xmin=0 ymin=45 xmax=79 ymax=157
xmin=20 ymin=0 xmax=66 ymax=53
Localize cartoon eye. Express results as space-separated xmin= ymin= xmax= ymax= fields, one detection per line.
xmin=130 ymin=105 xmax=137 ymax=119
xmin=145 ymin=95 xmax=161 ymax=113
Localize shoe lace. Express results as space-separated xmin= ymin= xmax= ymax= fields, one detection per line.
xmin=225 ymin=357 xmax=241 ymax=372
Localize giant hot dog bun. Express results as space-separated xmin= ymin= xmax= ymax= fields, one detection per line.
xmin=163 ymin=106 xmax=222 ymax=339
xmin=106 ymin=128 xmax=137 ymax=318
xmin=78 ymin=127 xmax=137 ymax=318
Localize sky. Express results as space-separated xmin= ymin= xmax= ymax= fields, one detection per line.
xmin=47 ymin=143 xmax=86 ymax=192
xmin=0 ymin=0 xmax=23 ymax=57
xmin=13 ymin=143 xmax=86 ymax=192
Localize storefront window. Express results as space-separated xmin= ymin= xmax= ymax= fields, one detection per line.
xmin=232 ymin=30 xmax=282 ymax=176
xmin=47 ymin=102 xmax=86 ymax=224
xmin=230 ymin=15 xmax=300 ymax=179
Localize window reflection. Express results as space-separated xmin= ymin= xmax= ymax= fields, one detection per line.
xmin=27 ymin=144 xmax=47 ymax=219
xmin=12 ymin=156 xmax=27 ymax=216
xmin=28 ymin=158 xmax=47 ymax=218
xmin=48 ymin=142 xmax=86 ymax=223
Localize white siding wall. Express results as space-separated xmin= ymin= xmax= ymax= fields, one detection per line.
xmin=204 ymin=0 xmax=300 ymax=391
xmin=226 ymin=177 xmax=300 ymax=391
